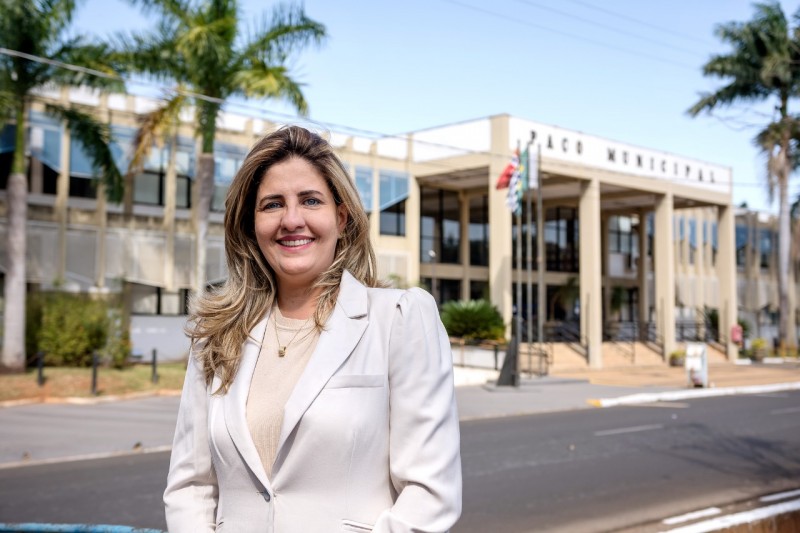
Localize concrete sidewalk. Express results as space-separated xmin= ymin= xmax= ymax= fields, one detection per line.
xmin=0 ymin=356 xmax=798 ymax=468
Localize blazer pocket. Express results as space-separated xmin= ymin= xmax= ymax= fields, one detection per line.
xmin=326 ymin=374 xmax=384 ymax=389
xmin=340 ymin=519 xmax=373 ymax=532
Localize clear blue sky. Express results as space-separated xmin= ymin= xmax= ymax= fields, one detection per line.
xmin=73 ymin=0 xmax=800 ymax=213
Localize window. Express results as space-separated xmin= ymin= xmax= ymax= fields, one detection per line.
xmin=609 ymin=216 xmax=634 ymax=254
xmin=380 ymin=199 xmax=406 ymax=236
xmin=111 ymin=127 xmax=195 ymax=208
xmin=212 ymin=145 xmax=246 ymax=212
xmin=69 ymin=136 xmax=99 ymax=199
xmin=469 ymin=195 xmax=489 ymax=266
xmin=545 ymin=207 xmax=578 ymax=273
xmin=760 ymin=228 xmax=773 ymax=270
xmin=688 ymin=219 xmax=697 ymax=265
xmin=130 ymin=284 xmax=190 ymax=315
xmin=736 ymin=224 xmax=747 ymax=267
xmin=711 ymin=222 xmax=718 ymax=266
xmin=420 ymin=188 xmax=460 ymax=264
xmin=355 ymin=166 xmax=373 ymax=213
xmin=470 ymin=280 xmax=489 ymax=300
xmin=379 ymin=170 xmax=409 ymax=236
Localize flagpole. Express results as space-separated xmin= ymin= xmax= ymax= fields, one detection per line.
xmin=525 ymin=140 xmax=534 ymax=378
xmin=515 ymin=205 xmax=522 ymax=387
xmin=514 ymin=140 xmax=523 ymax=387
xmin=536 ymin=143 xmax=546 ymax=376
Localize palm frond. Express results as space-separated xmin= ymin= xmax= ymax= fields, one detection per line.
xmin=0 ymin=90 xmax=14 ymax=126
xmin=110 ymin=27 xmax=185 ymax=80
xmin=45 ymin=103 xmax=124 ymax=203
xmin=49 ymin=39 xmax=125 ymax=92
xmin=240 ymin=2 xmax=326 ymax=64
xmin=690 ymin=2 xmax=800 ymax=117
xmin=231 ymin=64 xmax=308 ymax=114
xmin=127 ymin=93 xmax=187 ymax=176
xmin=125 ymin=0 xmax=190 ymax=24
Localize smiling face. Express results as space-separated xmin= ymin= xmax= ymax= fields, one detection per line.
xmin=254 ymin=157 xmax=347 ymax=293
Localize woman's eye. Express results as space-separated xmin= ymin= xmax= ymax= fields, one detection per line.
xmin=261 ymin=201 xmax=282 ymax=210
xmin=304 ymin=197 xmax=321 ymax=206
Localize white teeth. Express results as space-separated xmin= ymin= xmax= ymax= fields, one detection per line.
xmin=280 ymin=239 xmax=313 ymax=247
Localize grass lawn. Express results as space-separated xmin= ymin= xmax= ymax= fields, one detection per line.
xmin=0 ymin=362 xmax=187 ymax=402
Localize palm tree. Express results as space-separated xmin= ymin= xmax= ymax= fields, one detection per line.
xmin=0 ymin=0 xmax=124 ymax=371
xmin=117 ymin=0 xmax=326 ymax=295
xmin=688 ymin=1 xmax=800 ymax=349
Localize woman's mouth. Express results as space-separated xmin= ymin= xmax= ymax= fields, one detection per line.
xmin=279 ymin=238 xmax=314 ymax=247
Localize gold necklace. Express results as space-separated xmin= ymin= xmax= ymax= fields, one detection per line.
xmin=273 ymin=309 xmax=312 ymax=357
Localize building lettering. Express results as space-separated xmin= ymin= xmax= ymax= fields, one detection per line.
xmin=527 ymin=129 xmax=720 ymax=186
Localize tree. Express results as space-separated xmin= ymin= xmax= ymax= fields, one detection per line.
xmin=0 ymin=0 xmax=124 ymax=371
xmin=688 ymin=1 xmax=800 ymax=348
xmin=117 ymin=0 xmax=326 ymax=295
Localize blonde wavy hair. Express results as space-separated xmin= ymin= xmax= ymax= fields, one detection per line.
xmin=187 ymin=125 xmax=379 ymax=391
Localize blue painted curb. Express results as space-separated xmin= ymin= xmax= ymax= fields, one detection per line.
xmin=0 ymin=524 xmax=165 ymax=533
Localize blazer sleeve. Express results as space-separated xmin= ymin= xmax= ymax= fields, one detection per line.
xmin=373 ymin=288 xmax=463 ymax=533
xmin=163 ymin=351 xmax=218 ymax=532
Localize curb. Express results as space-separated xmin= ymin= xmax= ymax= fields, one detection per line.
xmin=0 ymin=445 xmax=173 ymax=470
xmin=587 ymin=381 xmax=800 ymax=408
xmin=0 ymin=389 xmax=182 ymax=409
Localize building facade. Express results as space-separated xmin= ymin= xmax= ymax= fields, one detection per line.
xmin=3 ymin=88 xmax=792 ymax=366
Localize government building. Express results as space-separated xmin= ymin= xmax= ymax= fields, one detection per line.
xmin=1 ymin=88 xmax=793 ymax=368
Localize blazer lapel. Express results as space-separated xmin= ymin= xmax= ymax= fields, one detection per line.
xmin=276 ymin=271 xmax=369 ymax=458
xmin=223 ymin=314 xmax=272 ymax=492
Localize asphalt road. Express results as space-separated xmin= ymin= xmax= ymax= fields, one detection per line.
xmin=1 ymin=391 xmax=798 ymax=532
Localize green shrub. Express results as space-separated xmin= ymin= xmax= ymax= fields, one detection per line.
xmin=669 ymin=349 xmax=686 ymax=367
xmin=440 ymin=299 xmax=505 ymax=341
xmin=35 ymin=292 xmax=129 ymax=367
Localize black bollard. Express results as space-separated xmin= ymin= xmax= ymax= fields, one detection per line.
xmin=37 ymin=351 xmax=45 ymax=387
xmin=494 ymin=344 xmax=499 ymax=370
xmin=91 ymin=352 xmax=98 ymax=396
xmin=151 ymin=348 xmax=159 ymax=385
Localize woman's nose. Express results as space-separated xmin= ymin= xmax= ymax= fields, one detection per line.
xmin=281 ymin=203 xmax=305 ymax=230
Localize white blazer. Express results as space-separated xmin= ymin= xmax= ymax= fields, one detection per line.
xmin=164 ymin=271 xmax=462 ymax=533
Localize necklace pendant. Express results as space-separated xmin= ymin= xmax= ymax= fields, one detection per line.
xmin=278 ymin=346 xmax=286 ymax=357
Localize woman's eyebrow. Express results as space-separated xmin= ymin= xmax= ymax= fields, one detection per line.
xmin=257 ymin=193 xmax=283 ymax=204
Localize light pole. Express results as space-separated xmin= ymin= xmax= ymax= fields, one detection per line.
xmin=428 ymin=249 xmax=437 ymax=303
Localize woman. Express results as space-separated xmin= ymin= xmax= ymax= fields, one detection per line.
xmin=164 ymin=126 xmax=462 ymax=533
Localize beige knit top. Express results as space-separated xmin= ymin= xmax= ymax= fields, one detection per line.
xmin=246 ymin=307 xmax=320 ymax=479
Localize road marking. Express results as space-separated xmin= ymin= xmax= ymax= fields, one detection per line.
xmin=594 ymin=424 xmax=663 ymax=436
xmin=662 ymin=507 xmax=721 ymax=525
xmin=770 ymin=405 xmax=800 ymax=415
xmin=760 ymin=488 xmax=800 ymax=502
xmin=660 ymin=498 xmax=800 ymax=532
xmin=634 ymin=402 xmax=691 ymax=409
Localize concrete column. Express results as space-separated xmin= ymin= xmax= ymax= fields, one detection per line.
xmin=579 ymin=178 xmax=603 ymax=368
xmin=654 ymin=192 xmax=676 ymax=358
xmin=695 ymin=209 xmax=706 ymax=337
xmin=637 ymin=210 xmax=649 ymax=339
xmin=405 ymin=157 xmax=421 ymax=294
xmin=489 ymin=115 xmax=513 ymax=333
xmin=459 ymin=191 xmax=471 ymax=301
xmin=29 ymin=159 xmax=43 ymax=194
xmin=406 ymin=136 xmax=419 ymax=287
xmin=717 ymin=204 xmax=739 ymax=360
xmin=601 ymin=214 xmax=610 ymax=329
